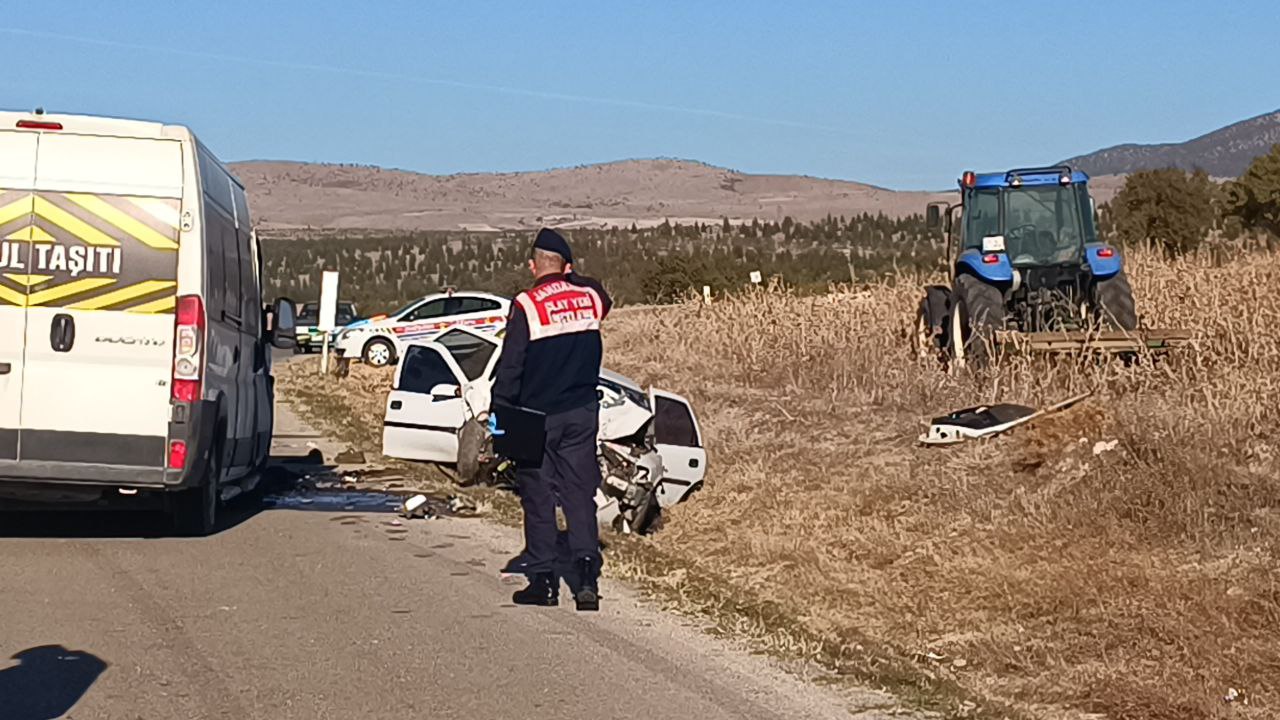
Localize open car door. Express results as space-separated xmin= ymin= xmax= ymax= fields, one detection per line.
xmin=428 ymin=326 xmax=502 ymax=417
xmin=382 ymin=343 xmax=469 ymax=462
xmin=649 ymin=388 xmax=707 ymax=507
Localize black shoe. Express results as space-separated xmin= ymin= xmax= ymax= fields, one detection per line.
xmin=512 ymin=572 xmax=558 ymax=606
xmin=574 ymin=557 xmax=600 ymax=612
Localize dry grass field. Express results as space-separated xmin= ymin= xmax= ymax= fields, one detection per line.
xmin=280 ymin=246 xmax=1279 ymax=719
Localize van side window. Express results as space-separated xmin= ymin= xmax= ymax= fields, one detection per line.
xmin=239 ymin=230 xmax=259 ymax=336
xmin=221 ymin=220 xmax=242 ymax=322
xmin=204 ymin=198 xmax=227 ymax=317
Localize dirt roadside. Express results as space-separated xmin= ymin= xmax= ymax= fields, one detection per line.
xmin=275 ymin=355 xmax=985 ymax=718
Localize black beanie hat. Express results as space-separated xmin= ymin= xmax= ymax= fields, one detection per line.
xmin=532 ymin=227 xmax=573 ymax=264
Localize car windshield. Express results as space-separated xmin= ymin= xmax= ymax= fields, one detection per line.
xmin=336 ymin=302 xmax=357 ymax=325
xmin=297 ymin=303 xmax=319 ymax=325
xmin=387 ymin=298 xmax=427 ymax=319
xmin=434 ymin=328 xmax=497 ymax=380
xmin=965 ymin=184 xmax=1090 ymax=266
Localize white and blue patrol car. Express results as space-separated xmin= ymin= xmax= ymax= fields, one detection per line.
xmin=332 ymin=291 xmax=509 ymax=367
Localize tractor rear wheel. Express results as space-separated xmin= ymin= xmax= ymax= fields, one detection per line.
xmin=949 ymin=274 xmax=1004 ymax=367
xmin=1093 ymin=272 xmax=1138 ymax=330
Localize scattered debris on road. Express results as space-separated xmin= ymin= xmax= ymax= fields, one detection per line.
xmin=446 ymin=495 xmax=478 ymax=516
xmin=919 ymin=391 xmax=1092 ymax=445
xmin=335 ymin=448 xmax=368 ymax=465
xmin=400 ymin=494 xmax=434 ymax=520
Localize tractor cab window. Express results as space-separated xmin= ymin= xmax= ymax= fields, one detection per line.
xmin=963 ymin=189 xmax=1001 ymax=250
xmin=1003 ymin=185 xmax=1084 ymax=266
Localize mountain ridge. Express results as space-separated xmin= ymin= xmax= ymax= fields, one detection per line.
xmin=1062 ymin=109 xmax=1280 ymax=177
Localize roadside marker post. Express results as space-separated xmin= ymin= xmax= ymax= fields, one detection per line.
xmin=318 ymin=270 xmax=339 ymax=375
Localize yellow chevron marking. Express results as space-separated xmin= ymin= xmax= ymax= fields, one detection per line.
xmin=125 ymin=295 xmax=177 ymax=314
xmin=128 ymin=197 xmax=181 ymax=231
xmin=0 ymin=285 xmax=26 ymax=305
xmin=3 ymin=273 xmax=53 ymax=287
xmin=32 ymin=197 xmax=119 ymax=247
xmin=26 ymin=278 xmax=116 ymax=306
xmin=67 ymin=280 xmax=175 ymax=310
xmin=4 ymin=225 xmax=56 ymax=243
xmin=65 ymin=193 xmax=178 ymax=250
xmin=0 ymin=196 xmax=32 ymax=226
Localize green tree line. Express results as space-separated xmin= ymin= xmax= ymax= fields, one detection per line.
xmin=261 ymin=213 xmax=941 ymax=313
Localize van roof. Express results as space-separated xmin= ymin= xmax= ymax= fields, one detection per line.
xmin=0 ymin=109 xmax=194 ymax=141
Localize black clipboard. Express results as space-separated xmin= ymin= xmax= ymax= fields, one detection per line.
xmin=491 ymin=402 xmax=547 ymax=466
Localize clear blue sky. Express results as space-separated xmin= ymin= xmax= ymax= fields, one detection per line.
xmin=4 ymin=2 xmax=1277 ymax=189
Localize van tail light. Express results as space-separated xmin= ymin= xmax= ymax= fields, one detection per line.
xmin=172 ymin=295 xmax=205 ymax=403
xmin=168 ymin=440 xmax=189 ymax=470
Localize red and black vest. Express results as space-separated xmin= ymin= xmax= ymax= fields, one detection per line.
xmin=492 ymin=274 xmax=609 ymax=415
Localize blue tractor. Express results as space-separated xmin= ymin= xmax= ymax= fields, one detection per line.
xmin=918 ymin=166 xmax=1139 ymax=366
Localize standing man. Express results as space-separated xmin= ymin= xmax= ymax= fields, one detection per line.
xmin=491 ymin=228 xmax=611 ymax=611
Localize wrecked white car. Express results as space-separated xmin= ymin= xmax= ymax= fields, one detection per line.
xmin=381 ymin=326 xmax=706 ymax=533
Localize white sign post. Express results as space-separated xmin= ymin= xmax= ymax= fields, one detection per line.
xmin=318 ymin=270 xmax=340 ymax=374
xmin=749 ymin=270 xmax=762 ymax=285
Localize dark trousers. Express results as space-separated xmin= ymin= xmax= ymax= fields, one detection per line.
xmin=516 ymin=401 xmax=602 ymax=574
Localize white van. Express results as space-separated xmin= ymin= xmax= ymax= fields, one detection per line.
xmin=0 ymin=110 xmax=296 ymax=534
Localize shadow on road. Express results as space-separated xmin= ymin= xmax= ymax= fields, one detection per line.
xmin=0 ymin=456 xmax=406 ymax=540
xmin=0 ymin=645 xmax=107 ymax=720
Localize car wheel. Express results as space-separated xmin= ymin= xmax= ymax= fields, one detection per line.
xmin=362 ymin=338 xmax=396 ymax=367
xmin=456 ymin=419 xmax=488 ymax=486
xmin=629 ymin=488 xmax=662 ymax=535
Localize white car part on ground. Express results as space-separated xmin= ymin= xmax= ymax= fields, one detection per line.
xmin=918 ymin=391 xmax=1093 ymax=445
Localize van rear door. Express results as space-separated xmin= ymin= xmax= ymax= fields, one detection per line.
xmin=0 ymin=130 xmax=39 ymax=465
xmin=19 ymin=132 xmax=182 ymax=475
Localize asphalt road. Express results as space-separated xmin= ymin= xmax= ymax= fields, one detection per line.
xmin=0 ymin=402 xmax=905 ymax=720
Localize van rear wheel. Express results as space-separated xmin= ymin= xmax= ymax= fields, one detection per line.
xmin=169 ymin=445 xmax=221 ymax=536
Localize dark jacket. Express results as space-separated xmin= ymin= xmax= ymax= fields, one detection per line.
xmin=491 ymin=272 xmax=612 ymax=415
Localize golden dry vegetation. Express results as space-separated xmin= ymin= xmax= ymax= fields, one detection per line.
xmin=279 ymin=246 xmax=1279 ymax=720
xmin=602 ymin=246 xmax=1280 ymax=720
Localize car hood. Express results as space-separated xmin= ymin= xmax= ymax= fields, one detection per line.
xmin=599 ymin=368 xmax=644 ymax=395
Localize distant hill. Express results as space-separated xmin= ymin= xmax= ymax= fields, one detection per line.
xmin=229 ymin=158 xmax=950 ymax=232
xmin=1063 ymin=109 xmax=1280 ymax=178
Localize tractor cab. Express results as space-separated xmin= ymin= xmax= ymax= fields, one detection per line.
xmin=958 ymin=168 xmax=1096 ymax=268
xmin=920 ymin=165 xmax=1139 ymax=365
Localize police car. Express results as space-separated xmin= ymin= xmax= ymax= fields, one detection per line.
xmin=332 ymin=290 xmax=509 ymax=367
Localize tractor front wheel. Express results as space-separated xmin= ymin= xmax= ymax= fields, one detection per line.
xmin=1092 ymin=272 xmax=1138 ymax=330
xmin=949 ymin=274 xmax=1005 ymax=368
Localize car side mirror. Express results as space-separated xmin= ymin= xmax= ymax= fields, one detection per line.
xmin=926 ymin=204 xmax=941 ymax=229
xmin=269 ymin=297 xmax=297 ymax=349
xmin=430 ymin=383 xmax=461 ymax=402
